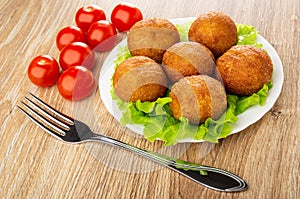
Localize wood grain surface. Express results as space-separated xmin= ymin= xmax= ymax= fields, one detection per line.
xmin=0 ymin=0 xmax=299 ymax=198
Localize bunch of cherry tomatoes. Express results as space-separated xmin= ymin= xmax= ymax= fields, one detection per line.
xmin=27 ymin=3 xmax=143 ymax=101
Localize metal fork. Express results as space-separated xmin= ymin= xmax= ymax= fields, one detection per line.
xmin=17 ymin=92 xmax=247 ymax=192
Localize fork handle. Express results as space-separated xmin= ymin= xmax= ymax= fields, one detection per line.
xmin=91 ymin=135 xmax=247 ymax=192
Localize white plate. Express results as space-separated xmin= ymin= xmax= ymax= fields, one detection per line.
xmin=99 ymin=17 xmax=284 ymax=143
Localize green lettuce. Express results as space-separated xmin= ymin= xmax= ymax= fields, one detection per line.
xmin=113 ymin=45 xmax=132 ymax=68
xmin=175 ymin=21 xmax=193 ymax=42
xmin=110 ymin=23 xmax=272 ymax=145
xmin=228 ymin=82 xmax=273 ymax=115
xmin=236 ymin=23 xmax=263 ymax=48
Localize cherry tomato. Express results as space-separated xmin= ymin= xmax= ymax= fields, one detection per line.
xmin=87 ymin=20 xmax=117 ymax=52
xmin=56 ymin=26 xmax=87 ymax=51
xmin=75 ymin=5 xmax=106 ymax=32
xmin=59 ymin=42 xmax=95 ymax=71
xmin=111 ymin=2 xmax=143 ymax=32
xmin=27 ymin=55 xmax=60 ymax=87
xmin=57 ymin=66 xmax=95 ymax=101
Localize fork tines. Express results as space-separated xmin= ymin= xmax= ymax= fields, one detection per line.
xmin=17 ymin=93 xmax=74 ymax=139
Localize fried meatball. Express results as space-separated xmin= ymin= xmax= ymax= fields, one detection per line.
xmin=189 ymin=11 xmax=237 ymax=58
xmin=162 ymin=42 xmax=215 ymax=83
xmin=127 ymin=18 xmax=180 ymax=63
xmin=216 ymin=45 xmax=273 ymax=96
xmin=170 ymin=75 xmax=227 ymax=125
xmin=113 ymin=56 xmax=168 ymax=102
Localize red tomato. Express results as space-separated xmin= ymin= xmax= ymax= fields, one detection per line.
xmin=27 ymin=55 xmax=60 ymax=87
xmin=57 ymin=66 xmax=95 ymax=101
xmin=111 ymin=2 xmax=143 ymax=32
xmin=56 ymin=26 xmax=87 ymax=51
xmin=59 ymin=42 xmax=95 ymax=71
xmin=87 ymin=20 xmax=117 ymax=52
xmin=75 ymin=5 xmax=106 ymax=32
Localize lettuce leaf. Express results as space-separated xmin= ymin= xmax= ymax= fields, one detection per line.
xmin=110 ymin=23 xmax=272 ymax=145
xmin=113 ymin=45 xmax=132 ymax=67
xmin=236 ymin=23 xmax=263 ymax=48
xmin=228 ymin=82 xmax=273 ymax=115
xmin=175 ymin=21 xmax=193 ymax=42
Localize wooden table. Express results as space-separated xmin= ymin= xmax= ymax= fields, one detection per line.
xmin=0 ymin=0 xmax=299 ymax=198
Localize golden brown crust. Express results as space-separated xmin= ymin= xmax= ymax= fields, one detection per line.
xmin=113 ymin=56 xmax=168 ymax=102
xmin=216 ymin=45 xmax=273 ymax=96
xmin=162 ymin=42 xmax=216 ymax=83
xmin=201 ymin=75 xmax=227 ymax=119
xmin=130 ymin=18 xmax=179 ymax=31
xmin=127 ymin=18 xmax=180 ymax=63
xmin=169 ymin=75 xmax=227 ymax=125
xmin=188 ymin=11 xmax=237 ymax=58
